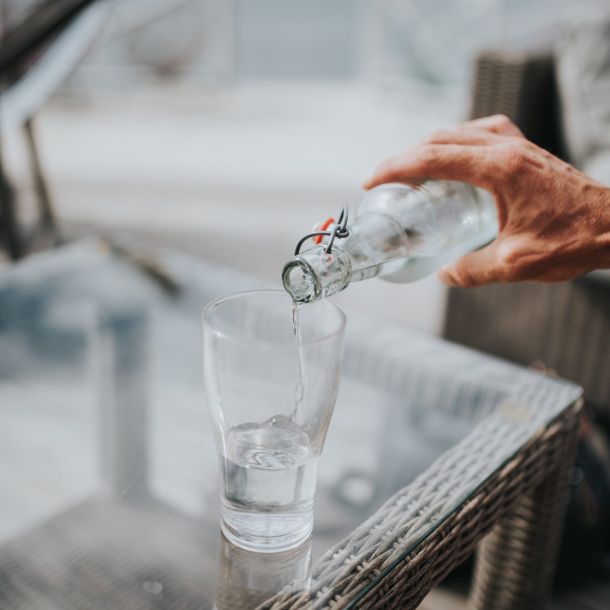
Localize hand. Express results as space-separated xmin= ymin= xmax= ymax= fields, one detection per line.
xmin=363 ymin=115 xmax=610 ymax=287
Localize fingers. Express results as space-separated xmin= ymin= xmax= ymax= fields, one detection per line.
xmin=465 ymin=114 xmax=524 ymax=137
xmin=423 ymin=126 xmax=500 ymax=147
xmin=363 ymin=144 xmax=497 ymax=190
xmin=424 ymin=117 xmax=523 ymax=147
xmin=364 ymin=115 xmax=526 ymax=190
xmin=438 ymin=241 xmax=503 ymax=287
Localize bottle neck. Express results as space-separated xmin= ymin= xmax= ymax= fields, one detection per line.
xmin=282 ymin=246 xmax=352 ymax=304
xmin=282 ymin=209 xmax=408 ymax=303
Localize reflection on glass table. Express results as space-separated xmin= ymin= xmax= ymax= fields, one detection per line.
xmin=0 ymin=240 xmax=582 ymax=610
xmin=216 ymin=535 xmax=311 ymax=610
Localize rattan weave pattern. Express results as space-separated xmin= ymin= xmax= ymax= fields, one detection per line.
xmin=258 ymin=318 xmax=582 ymax=610
xmin=469 ymin=404 xmax=579 ymax=610
xmin=445 ymin=50 xmax=610 ymax=416
xmin=445 ymin=280 xmax=610 ymax=416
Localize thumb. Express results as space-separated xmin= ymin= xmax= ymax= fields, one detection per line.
xmin=438 ymin=241 xmax=501 ymax=287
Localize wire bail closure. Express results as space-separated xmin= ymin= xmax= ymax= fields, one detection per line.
xmin=294 ymin=208 xmax=350 ymax=255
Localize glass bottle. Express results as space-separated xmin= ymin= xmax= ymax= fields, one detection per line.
xmin=282 ymin=181 xmax=498 ymax=304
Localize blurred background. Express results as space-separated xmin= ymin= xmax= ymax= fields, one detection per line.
xmin=2 ymin=0 xmax=610 ymax=330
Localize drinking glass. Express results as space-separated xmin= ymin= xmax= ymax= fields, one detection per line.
xmin=202 ymin=290 xmax=346 ymax=552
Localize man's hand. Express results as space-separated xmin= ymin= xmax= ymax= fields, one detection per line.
xmin=363 ymin=115 xmax=610 ymax=287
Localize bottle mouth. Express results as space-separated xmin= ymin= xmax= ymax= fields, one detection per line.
xmin=282 ymin=259 xmax=319 ymax=304
xmin=282 ymin=246 xmax=352 ymax=304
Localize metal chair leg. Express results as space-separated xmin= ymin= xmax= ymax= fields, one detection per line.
xmin=23 ymin=116 xmax=61 ymax=246
xmin=0 ymin=149 xmax=24 ymax=260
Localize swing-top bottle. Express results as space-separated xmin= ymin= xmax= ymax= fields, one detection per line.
xmin=282 ymin=181 xmax=498 ymax=304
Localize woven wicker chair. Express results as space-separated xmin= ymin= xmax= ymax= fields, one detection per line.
xmin=257 ymin=314 xmax=582 ymax=610
xmin=444 ymin=50 xmax=610 ymax=425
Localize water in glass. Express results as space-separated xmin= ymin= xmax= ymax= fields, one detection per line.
xmin=220 ymin=415 xmax=317 ymax=551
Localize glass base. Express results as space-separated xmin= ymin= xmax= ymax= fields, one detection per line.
xmin=221 ymin=506 xmax=313 ymax=553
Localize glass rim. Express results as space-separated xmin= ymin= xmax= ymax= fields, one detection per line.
xmin=201 ymin=289 xmax=346 ymax=347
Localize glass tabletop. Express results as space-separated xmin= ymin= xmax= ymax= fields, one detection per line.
xmin=0 ymin=241 xmax=581 ymax=610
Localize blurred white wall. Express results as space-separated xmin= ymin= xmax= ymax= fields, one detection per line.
xmin=59 ymin=0 xmax=610 ymax=91
xmin=5 ymin=81 xmax=462 ymax=332
xmin=7 ymin=0 xmax=609 ymax=333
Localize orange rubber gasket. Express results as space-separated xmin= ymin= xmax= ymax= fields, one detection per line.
xmin=313 ymin=217 xmax=335 ymax=244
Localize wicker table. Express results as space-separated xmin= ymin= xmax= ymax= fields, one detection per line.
xmin=0 ymin=241 xmax=582 ymax=610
